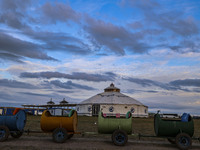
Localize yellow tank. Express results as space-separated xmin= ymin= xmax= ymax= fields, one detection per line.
xmin=40 ymin=109 xmax=77 ymax=133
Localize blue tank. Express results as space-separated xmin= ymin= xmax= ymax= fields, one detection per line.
xmin=0 ymin=110 xmax=26 ymax=131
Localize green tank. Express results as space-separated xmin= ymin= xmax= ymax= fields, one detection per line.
xmin=154 ymin=113 xmax=194 ymax=137
xmin=98 ymin=111 xmax=132 ymax=134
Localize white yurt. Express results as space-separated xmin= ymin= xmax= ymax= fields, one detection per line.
xmin=76 ymin=83 xmax=148 ymax=117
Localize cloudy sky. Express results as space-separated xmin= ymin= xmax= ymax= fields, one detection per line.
xmin=0 ymin=0 xmax=200 ymax=114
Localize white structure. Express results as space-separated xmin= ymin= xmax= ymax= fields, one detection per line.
xmin=76 ymin=83 xmax=148 ymax=117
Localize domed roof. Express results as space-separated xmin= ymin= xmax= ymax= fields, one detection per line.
xmin=47 ymin=98 xmax=55 ymax=105
xmin=80 ymin=84 xmax=145 ymax=106
xmin=60 ymin=98 xmax=68 ymax=104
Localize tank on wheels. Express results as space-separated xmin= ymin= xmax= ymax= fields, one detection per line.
xmin=0 ymin=108 xmax=26 ymax=142
xmin=98 ymin=111 xmax=132 ymax=146
xmin=40 ymin=109 xmax=78 ymax=143
xmin=154 ymin=113 xmax=194 ymax=150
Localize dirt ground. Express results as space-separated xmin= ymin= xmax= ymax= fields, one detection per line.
xmin=1 ymin=115 xmax=200 ymax=150
xmin=1 ymin=136 xmax=200 ymax=150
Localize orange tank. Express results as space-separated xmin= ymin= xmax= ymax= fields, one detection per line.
xmin=40 ymin=109 xmax=77 ymax=133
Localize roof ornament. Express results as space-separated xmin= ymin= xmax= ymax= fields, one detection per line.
xmin=60 ymin=98 xmax=68 ymax=105
xmin=104 ymin=83 xmax=120 ymax=92
xmin=110 ymin=83 xmax=114 ymax=87
xmin=47 ymin=98 xmax=55 ymax=105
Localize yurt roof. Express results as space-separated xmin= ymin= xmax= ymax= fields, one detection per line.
xmin=60 ymin=98 xmax=68 ymax=104
xmin=80 ymin=83 xmax=146 ymax=106
xmin=47 ymin=98 xmax=55 ymax=105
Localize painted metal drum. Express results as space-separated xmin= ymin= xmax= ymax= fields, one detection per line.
xmin=40 ymin=109 xmax=78 ymax=132
xmin=154 ymin=113 xmax=194 ymax=137
xmin=98 ymin=111 xmax=132 ymax=134
xmin=0 ymin=110 xmax=26 ymax=131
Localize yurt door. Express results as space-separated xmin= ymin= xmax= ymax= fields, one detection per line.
xmin=92 ymin=104 xmax=100 ymax=116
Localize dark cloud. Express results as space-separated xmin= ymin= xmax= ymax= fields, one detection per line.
xmin=20 ymin=71 xmax=117 ymax=82
xmin=125 ymin=0 xmax=199 ymax=36
xmin=121 ymin=0 xmax=160 ymax=12
xmin=170 ymin=79 xmax=200 ymax=87
xmin=124 ymin=89 xmax=159 ymax=94
xmin=0 ymin=0 xmax=32 ymax=29
xmin=84 ymin=16 xmax=150 ymax=55
xmin=70 ymin=72 xmax=117 ymax=82
xmin=123 ymin=77 xmax=177 ymax=90
xmin=124 ymin=77 xmax=160 ymax=87
xmin=127 ymin=21 xmax=143 ymax=29
xmin=84 ymin=0 xmax=199 ymax=55
xmin=56 ymin=90 xmax=74 ymax=94
xmin=123 ymin=77 xmax=193 ymax=91
xmin=0 ymin=0 xmax=91 ymax=57
xmin=170 ymin=40 xmax=200 ymax=53
xmin=146 ymin=90 xmax=159 ymax=93
xmin=159 ymin=13 xmax=198 ymax=36
xmin=192 ymin=88 xmax=200 ymax=92
xmin=0 ymin=0 xmax=91 ymax=56
xmin=0 ymin=52 xmax=24 ymax=63
xmin=0 ymin=11 xmax=27 ymax=29
xmin=49 ymin=80 xmax=95 ymax=90
xmin=121 ymin=0 xmax=200 ymax=54
xmin=18 ymin=92 xmax=48 ymax=97
xmin=0 ymin=0 xmax=32 ymax=11
xmin=0 ymin=32 xmax=57 ymax=61
xmin=0 ymin=0 xmax=199 ymax=58
xmin=0 ymin=79 xmax=37 ymax=89
xmin=153 ymin=13 xmax=199 ymax=37
xmin=23 ymin=29 xmax=92 ymax=55
xmin=40 ymin=2 xmax=81 ymax=24
xmin=124 ymin=77 xmax=200 ymax=93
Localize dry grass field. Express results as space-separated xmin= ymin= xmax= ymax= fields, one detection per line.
xmin=23 ymin=115 xmax=200 ymax=138
xmin=1 ymin=114 xmax=200 ymax=150
xmin=23 ymin=115 xmax=155 ymax=136
xmin=22 ymin=115 xmax=200 ymax=142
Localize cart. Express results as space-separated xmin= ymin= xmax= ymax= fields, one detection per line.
xmin=97 ymin=111 xmax=132 ymax=146
xmin=0 ymin=108 xmax=26 ymax=142
xmin=139 ymin=112 xmax=199 ymax=150
xmin=40 ymin=109 xmax=79 ymax=143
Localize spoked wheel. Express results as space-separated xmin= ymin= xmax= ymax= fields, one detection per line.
xmin=0 ymin=126 xmax=9 ymax=142
xmin=175 ymin=133 xmax=192 ymax=150
xmin=10 ymin=131 xmax=23 ymax=138
xmin=167 ymin=138 xmax=176 ymax=144
xmin=112 ymin=129 xmax=128 ymax=146
xmin=52 ymin=128 xmax=68 ymax=143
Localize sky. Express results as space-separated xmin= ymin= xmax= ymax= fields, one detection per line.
xmin=0 ymin=0 xmax=200 ymax=115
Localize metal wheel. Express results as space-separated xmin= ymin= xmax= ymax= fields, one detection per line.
xmin=175 ymin=133 xmax=192 ymax=150
xmin=0 ymin=126 xmax=9 ymax=142
xmin=52 ymin=128 xmax=68 ymax=143
xmin=167 ymin=138 xmax=176 ymax=144
xmin=112 ymin=129 xmax=128 ymax=146
xmin=10 ymin=131 xmax=23 ymax=138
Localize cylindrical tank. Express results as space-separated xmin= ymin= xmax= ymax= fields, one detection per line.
xmin=98 ymin=111 xmax=132 ymax=134
xmin=0 ymin=110 xmax=26 ymax=131
xmin=154 ymin=113 xmax=194 ymax=137
xmin=40 ymin=110 xmax=77 ymax=132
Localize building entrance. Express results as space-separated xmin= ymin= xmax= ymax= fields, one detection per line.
xmin=92 ymin=104 xmax=100 ymax=116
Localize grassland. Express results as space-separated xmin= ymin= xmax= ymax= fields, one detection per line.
xmin=24 ymin=115 xmax=200 ymax=139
